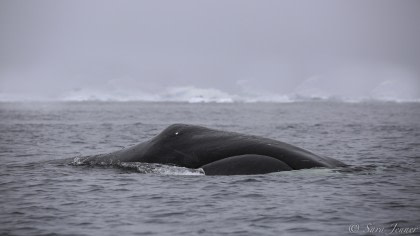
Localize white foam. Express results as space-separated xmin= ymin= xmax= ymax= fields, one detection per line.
xmin=119 ymin=162 xmax=205 ymax=175
xmin=72 ymin=156 xmax=85 ymax=165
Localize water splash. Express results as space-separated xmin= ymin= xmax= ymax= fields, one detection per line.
xmin=119 ymin=162 xmax=205 ymax=175
xmin=70 ymin=156 xmax=204 ymax=175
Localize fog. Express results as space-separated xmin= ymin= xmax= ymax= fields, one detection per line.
xmin=1 ymin=0 xmax=419 ymax=102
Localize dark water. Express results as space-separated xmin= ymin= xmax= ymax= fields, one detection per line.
xmin=1 ymin=102 xmax=419 ymax=236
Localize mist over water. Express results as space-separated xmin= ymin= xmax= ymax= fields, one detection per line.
xmin=1 ymin=0 xmax=420 ymax=102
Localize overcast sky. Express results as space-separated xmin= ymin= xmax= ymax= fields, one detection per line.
xmin=1 ymin=0 xmax=419 ymax=101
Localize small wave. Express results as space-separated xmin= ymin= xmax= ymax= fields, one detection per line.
xmin=336 ymin=164 xmax=379 ymax=175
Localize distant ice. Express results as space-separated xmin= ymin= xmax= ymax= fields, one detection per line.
xmin=1 ymin=84 xmax=419 ymax=103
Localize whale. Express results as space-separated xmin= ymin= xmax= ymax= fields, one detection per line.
xmin=79 ymin=124 xmax=346 ymax=175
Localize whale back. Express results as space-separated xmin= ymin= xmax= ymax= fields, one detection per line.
xmin=136 ymin=124 xmax=345 ymax=169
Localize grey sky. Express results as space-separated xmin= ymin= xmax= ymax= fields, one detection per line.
xmin=1 ymin=0 xmax=419 ymax=101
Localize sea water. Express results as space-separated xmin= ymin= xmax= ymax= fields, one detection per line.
xmin=1 ymin=102 xmax=419 ymax=236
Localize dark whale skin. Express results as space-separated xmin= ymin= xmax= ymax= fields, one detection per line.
xmin=82 ymin=124 xmax=346 ymax=174
xmin=201 ymin=154 xmax=293 ymax=175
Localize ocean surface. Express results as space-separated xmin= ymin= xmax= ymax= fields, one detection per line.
xmin=1 ymin=101 xmax=419 ymax=236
